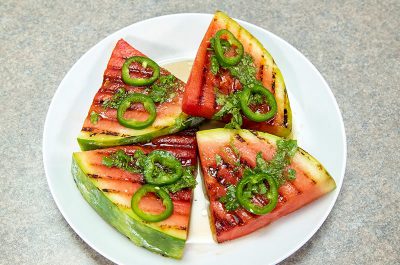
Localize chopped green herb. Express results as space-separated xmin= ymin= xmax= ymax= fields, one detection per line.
xmin=174 ymin=114 xmax=186 ymax=129
xmin=287 ymin=168 xmax=296 ymax=181
xmin=225 ymin=107 xmax=243 ymax=129
xmin=226 ymin=54 xmax=262 ymax=87
xmin=219 ymin=185 xmax=240 ymax=211
xmin=243 ymin=139 xmax=298 ymax=186
xmin=219 ymin=139 xmax=297 ymax=211
xmin=210 ymin=55 xmax=220 ymax=75
xmin=102 ymin=149 xmax=196 ymax=193
xmin=102 ymin=150 xmax=138 ymax=173
xmin=208 ymin=53 xmax=264 ymax=129
xmin=90 ymin=111 xmax=100 ymax=124
xmin=148 ymin=85 xmax=167 ymax=103
xmin=147 ymin=74 xmax=177 ymax=103
xmin=102 ymin=75 xmax=177 ymax=109
xmin=213 ymin=89 xmax=243 ymax=129
xmin=133 ymin=150 xmax=147 ymax=169
xmin=249 ymin=93 xmax=264 ymax=105
xmin=161 ymin=167 xmax=197 ymax=193
xmin=102 ymin=88 xmax=128 ymax=109
xmin=215 ymin=154 xmax=223 ymax=166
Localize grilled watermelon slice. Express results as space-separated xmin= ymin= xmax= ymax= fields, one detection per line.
xmin=77 ymin=39 xmax=202 ymax=151
xmin=71 ymin=131 xmax=197 ymax=258
xmin=183 ymin=11 xmax=292 ymax=137
xmin=197 ymin=128 xmax=335 ymax=242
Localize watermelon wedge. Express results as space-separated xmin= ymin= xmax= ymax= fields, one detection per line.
xmin=71 ymin=131 xmax=197 ymax=258
xmin=183 ymin=11 xmax=292 ymax=137
xmin=77 ymin=39 xmax=202 ymax=151
xmin=196 ymin=128 xmax=335 ymax=242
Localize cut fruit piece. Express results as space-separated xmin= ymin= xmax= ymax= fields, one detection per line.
xmin=183 ymin=11 xmax=292 ymax=137
xmin=196 ymin=128 xmax=336 ymax=243
xmin=77 ymin=39 xmax=202 ymax=151
xmin=71 ymin=131 xmax=198 ymax=259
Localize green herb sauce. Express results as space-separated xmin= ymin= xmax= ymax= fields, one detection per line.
xmin=90 ymin=111 xmax=100 ymax=124
xmin=219 ymin=185 xmax=240 ymax=211
xmin=218 ymin=138 xmax=298 ymax=211
xmin=102 ymin=149 xmax=196 ymax=193
xmin=146 ymin=74 xmax=177 ymax=103
xmin=209 ymin=33 xmax=271 ymax=129
xmin=102 ymin=75 xmax=178 ymax=109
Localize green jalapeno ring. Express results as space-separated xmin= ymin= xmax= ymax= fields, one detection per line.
xmin=122 ymin=56 xmax=160 ymax=86
xmin=144 ymin=150 xmax=183 ymax=185
xmin=131 ymin=184 xmax=173 ymax=222
xmin=236 ymin=174 xmax=278 ymax=215
xmin=214 ymin=29 xmax=244 ymax=66
xmin=240 ymin=84 xmax=277 ymax=122
xmin=117 ymin=93 xmax=156 ymax=129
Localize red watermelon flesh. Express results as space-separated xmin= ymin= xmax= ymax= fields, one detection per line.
xmin=196 ymin=128 xmax=336 ymax=242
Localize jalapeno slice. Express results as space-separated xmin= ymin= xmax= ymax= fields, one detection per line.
xmin=144 ymin=150 xmax=183 ymax=185
xmin=236 ymin=174 xmax=278 ymax=215
xmin=131 ymin=184 xmax=173 ymax=222
xmin=240 ymin=84 xmax=277 ymax=122
xmin=214 ymin=29 xmax=244 ymax=66
xmin=117 ymin=93 xmax=156 ymax=129
xmin=122 ymin=56 xmax=160 ymax=86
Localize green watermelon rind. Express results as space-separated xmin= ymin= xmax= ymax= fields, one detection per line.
xmin=71 ymin=155 xmax=186 ymax=259
xmin=215 ymin=11 xmax=292 ymax=137
xmin=77 ymin=115 xmax=204 ymax=151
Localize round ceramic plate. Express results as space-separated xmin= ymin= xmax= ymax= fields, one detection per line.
xmin=43 ymin=13 xmax=346 ymax=265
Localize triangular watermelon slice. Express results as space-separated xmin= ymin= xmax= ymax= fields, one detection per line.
xmin=71 ymin=131 xmax=198 ymax=258
xmin=77 ymin=39 xmax=202 ymax=151
xmin=183 ymin=11 xmax=292 ymax=137
xmin=196 ymin=128 xmax=335 ymax=242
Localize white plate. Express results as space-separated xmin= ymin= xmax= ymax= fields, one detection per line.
xmin=43 ymin=13 xmax=346 ymax=265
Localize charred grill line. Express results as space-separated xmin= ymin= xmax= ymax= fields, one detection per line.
xmin=158 ymin=224 xmax=188 ymax=231
xmin=271 ymin=70 xmax=276 ymax=93
xmin=259 ymin=64 xmax=264 ymax=82
xmin=235 ymin=134 xmax=246 ymax=143
xmin=283 ymin=109 xmax=288 ymax=127
xmin=82 ymin=127 xmax=122 ymax=137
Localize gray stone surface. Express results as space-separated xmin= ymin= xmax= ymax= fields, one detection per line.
xmin=1 ymin=0 xmax=399 ymax=264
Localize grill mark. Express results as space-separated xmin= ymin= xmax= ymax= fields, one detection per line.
xmin=102 ymin=75 xmax=124 ymax=84
xmin=208 ymin=167 xmax=218 ymax=178
xmin=271 ymin=70 xmax=276 ymax=93
xmin=258 ymin=64 xmax=264 ymax=82
xmin=87 ymin=173 xmax=143 ymax=183
xmin=232 ymin=212 xmax=244 ymax=225
xmin=311 ymin=178 xmax=317 ymax=185
xmin=101 ymin=188 xmax=117 ymax=193
xmin=235 ymin=134 xmax=246 ymax=143
xmin=82 ymin=127 xmax=121 ymax=136
xmin=283 ymin=109 xmax=288 ymax=127
xmin=214 ymin=217 xmax=238 ymax=234
xmin=87 ymin=173 xmax=101 ymax=179
xmin=82 ymin=127 xmax=94 ymax=132
xmin=158 ymin=224 xmax=187 ymax=231
xmin=239 ymin=158 xmax=251 ymax=168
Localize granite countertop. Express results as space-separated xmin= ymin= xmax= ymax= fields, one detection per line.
xmin=1 ymin=0 xmax=399 ymax=264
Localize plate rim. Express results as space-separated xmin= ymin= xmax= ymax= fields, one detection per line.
xmin=43 ymin=12 xmax=347 ymax=265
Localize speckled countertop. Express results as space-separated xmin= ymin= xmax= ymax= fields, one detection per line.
xmin=1 ymin=0 xmax=399 ymax=264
